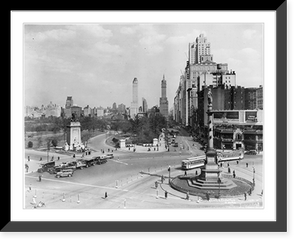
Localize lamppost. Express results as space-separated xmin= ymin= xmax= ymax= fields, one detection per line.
xmin=47 ymin=141 xmax=50 ymax=162
xmin=252 ymin=166 xmax=256 ymax=186
xmin=218 ymin=172 xmax=221 ymax=198
xmin=168 ymin=165 xmax=171 ymax=184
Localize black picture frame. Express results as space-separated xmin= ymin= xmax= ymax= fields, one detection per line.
xmin=4 ymin=1 xmax=287 ymax=232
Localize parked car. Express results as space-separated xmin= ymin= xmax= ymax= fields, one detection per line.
xmin=92 ymin=156 xmax=107 ymax=165
xmin=245 ymin=150 xmax=258 ymax=155
xmin=55 ymin=169 xmax=74 ymax=178
xmin=105 ymin=153 xmax=114 ymax=159
xmin=75 ymin=159 xmax=89 ymax=169
xmin=37 ymin=161 xmax=55 ymax=173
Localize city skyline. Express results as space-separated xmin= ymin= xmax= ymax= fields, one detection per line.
xmin=25 ymin=23 xmax=263 ymax=109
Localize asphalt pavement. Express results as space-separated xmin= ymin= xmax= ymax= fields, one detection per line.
xmin=24 ymin=133 xmax=263 ymax=209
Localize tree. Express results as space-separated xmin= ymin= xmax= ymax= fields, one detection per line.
xmin=51 ymin=138 xmax=58 ymax=147
xmin=27 ymin=141 xmax=33 ymax=148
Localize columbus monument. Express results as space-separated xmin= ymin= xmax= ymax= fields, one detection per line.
xmin=170 ymin=87 xmax=251 ymax=196
xmin=198 ymin=88 xmax=222 ymax=185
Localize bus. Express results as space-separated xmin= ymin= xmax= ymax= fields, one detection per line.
xmin=181 ymin=155 xmax=206 ymax=170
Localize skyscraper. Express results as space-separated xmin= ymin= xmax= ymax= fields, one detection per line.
xmin=130 ymin=77 xmax=139 ymax=118
xmin=189 ymin=33 xmax=213 ymax=65
xmin=65 ymin=96 xmax=73 ymax=109
xmin=142 ymin=97 xmax=148 ymax=113
xmin=159 ymin=75 xmax=169 ymax=120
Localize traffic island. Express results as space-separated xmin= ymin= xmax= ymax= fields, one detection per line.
xmin=170 ymin=174 xmax=252 ymax=200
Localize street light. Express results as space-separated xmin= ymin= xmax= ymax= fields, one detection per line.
xmin=218 ymin=172 xmax=221 ymax=199
xmin=252 ymin=166 xmax=256 ymax=186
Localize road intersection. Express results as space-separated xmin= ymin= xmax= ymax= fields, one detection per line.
xmin=24 ymin=133 xmax=263 ymax=209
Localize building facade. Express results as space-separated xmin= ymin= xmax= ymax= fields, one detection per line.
xmin=256 ymin=85 xmax=263 ymax=110
xmin=65 ymin=96 xmax=73 ymax=109
xmin=83 ymin=105 xmax=91 ymax=117
xmin=142 ymin=98 xmax=148 ymax=113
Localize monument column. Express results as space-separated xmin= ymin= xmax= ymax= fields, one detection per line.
xmin=207 ymin=88 xmax=214 ymax=150
xmin=199 ymin=87 xmax=221 ymax=182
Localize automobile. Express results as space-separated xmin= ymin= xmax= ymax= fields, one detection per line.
xmin=47 ymin=167 xmax=58 ymax=174
xmin=37 ymin=161 xmax=55 ymax=173
xmin=105 ymin=153 xmax=114 ymax=159
xmin=55 ymin=169 xmax=74 ymax=178
xmin=75 ymin=159 xmax=89 ymax=169
xmin=92 ymin=156 xmax=107 ymax=165
xmin=245 ymin=150 xmax=258 ymax=155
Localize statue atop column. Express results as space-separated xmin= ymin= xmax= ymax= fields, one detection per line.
xmin=71 ymin=112 xmax=78 ymax=122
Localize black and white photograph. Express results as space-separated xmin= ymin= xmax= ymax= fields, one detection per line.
xmin=23 ymin=22 xmax=264 ymax=210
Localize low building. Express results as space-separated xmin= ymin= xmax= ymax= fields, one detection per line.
xmin=199 ymin=109 xmax=263 ymax=152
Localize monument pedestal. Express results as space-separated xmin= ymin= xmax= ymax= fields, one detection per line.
xmin=120 ymin=139 xmax=126 ymax=148
xmin=199 ymin=149 xmax=221 ymax=182
xmin=67 ymin=122 xmax=82 ymax=150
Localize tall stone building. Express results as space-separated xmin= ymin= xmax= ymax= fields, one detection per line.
xmin=142 ymin=97 xmax=148 ymax=113
xmin=189 ymin=33 xmax=213 ymax=65
xmin=130 ymin=77 xmax=139 ymax=118
xmin=65 ymin=96 xmax=73 ymax=109
xmin=159 ymin=75 xmax=169 ymax=120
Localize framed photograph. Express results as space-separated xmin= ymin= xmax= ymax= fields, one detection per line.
xmin=6 ymin=2 xmax=286 ymax=232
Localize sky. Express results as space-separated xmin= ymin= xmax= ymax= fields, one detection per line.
xmin=24 ymin=23 xmax=263 ymax=109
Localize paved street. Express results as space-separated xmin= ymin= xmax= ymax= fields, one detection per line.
xmin=24 ymin=133 xmax=263 ymax=209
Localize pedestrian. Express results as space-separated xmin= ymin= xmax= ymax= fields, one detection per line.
xmin=27 ymin=156 xmax=30 ymax=162
xmin=104 ymin=192 xmax=108 ymax=199
xmin=228 ymin=167 xmax=231 ymax=173
xmin=249 ymin=188 xmax=252 ymax=196
xmin=40 ymin=157 xmax=42 ymax=161
xmin=58 ymin=156 xmax=60 ymax=160
xmin=38 ymin=175 xmax=42 ymax=182
xmin=155 ymin=181 xmax=158 ymax=189
xmin=186 ymin=191 xmax=189 ymax=200
xmin=184 ymin=171 xmax=187 ymax=176
xmin=237 ymin=160 xmax=239 ymax=165
xmin=233 ymin=170 xmax=236 ymax=178
xmin=206 ymin=192 xmax=210 ymax=201
xmin=25 ymin=163 xmax=29 ymax=173
xmin=161 ymin=175 xmax=164 ymax=183
xmin=165 ymin=191 xmax=168 ymax=199
xmin=244 ymin=192 xmax=247 ymax=200
xmin=261 ymin=189 xmax=264 ymax=196
xmin=220 ymin=163 xmax=223 ymax=168
xmin=195 ymin=170 xmax=198 ymax=175
xmin=246 ymin=162 xmax=248 ymax=167
xmin=73 ymin=154 xmax=75 ymax=158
